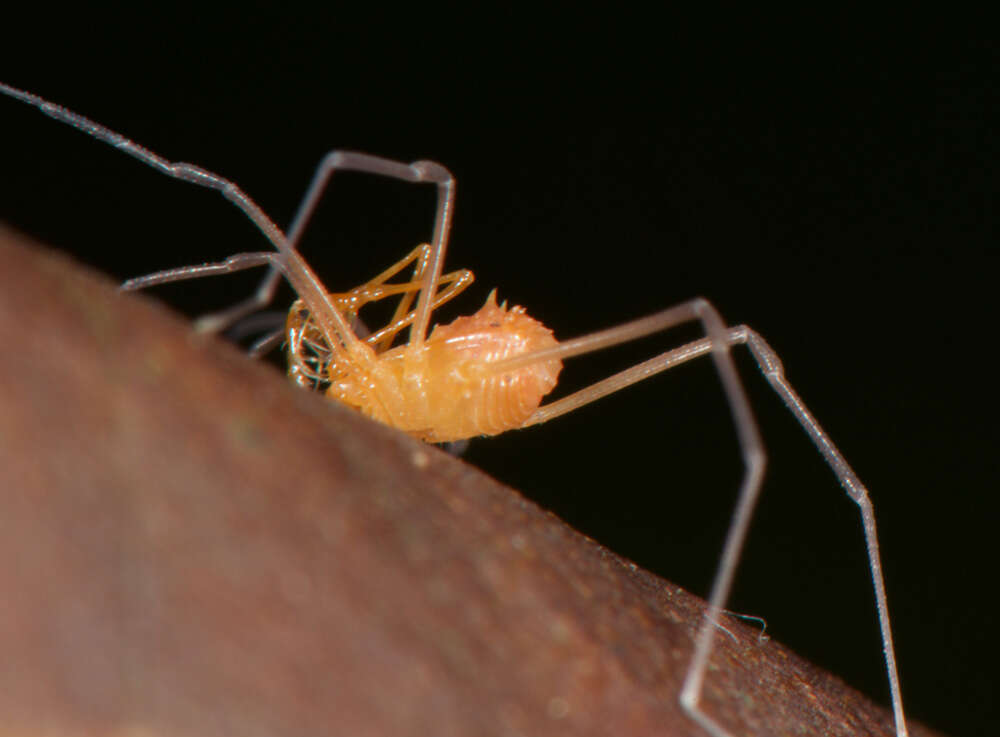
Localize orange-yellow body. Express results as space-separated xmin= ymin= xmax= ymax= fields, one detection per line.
xmin=288 ymin=291 xmax=562 ymax=443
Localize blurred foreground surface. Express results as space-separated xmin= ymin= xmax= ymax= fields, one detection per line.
xmin=0 ymin=225 xmax=946 ymax=737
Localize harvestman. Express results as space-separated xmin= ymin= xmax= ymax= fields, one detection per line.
xmin=1 ymin=81 xmax=908 ymax=737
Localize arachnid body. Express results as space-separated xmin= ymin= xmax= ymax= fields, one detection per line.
xmin=0 ymin=80 xmax=912 ymax=737
xmin=282 ymin=242 xmax=561 ymax=442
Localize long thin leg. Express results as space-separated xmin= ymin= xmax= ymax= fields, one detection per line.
xmin=120 ymin=252 xmax=280 ymax=292
xmin=118 ymin=251 xmax=348 ymax=340
xmin=193 ymin=151 xmax=455 ymax=337
xmin=495 ymin=299 xmax=767 ymax=735
xmin=0 ymin=83 xmax=292 ymax=278
xmin=738 ymin=328 xmax=907 ymax=737
xmin=131 ymin=151 xmax=455 ymax=341
xmin=281 ymin=152 xmax=455 ymax=348
xmin=1 ymin=84 xmax=457 ymax=346
xmin=507 ymin=319 xmax=908 ymax=737
xmin=1 ymin=82 xmax=358 ymax=357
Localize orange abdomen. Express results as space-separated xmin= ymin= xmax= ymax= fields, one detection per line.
xmin=327 ymin=293 xmax=562 ymax=443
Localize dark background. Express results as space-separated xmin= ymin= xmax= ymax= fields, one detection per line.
xmin=2 ymin=10 xmax=995 ymax=736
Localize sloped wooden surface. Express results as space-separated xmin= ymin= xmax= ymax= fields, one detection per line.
xmin=0 ymin=224 xmax=946 ymax=737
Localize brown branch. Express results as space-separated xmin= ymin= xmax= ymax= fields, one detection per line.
xmin=0 ymin=224 xmax=947 ymax=737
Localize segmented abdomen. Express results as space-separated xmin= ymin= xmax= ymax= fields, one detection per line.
xmin=327 ymin=292 xmax=562 ymax=443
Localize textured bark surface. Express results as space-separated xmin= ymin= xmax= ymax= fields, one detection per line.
xmin=0 ymin=224 xmax=947 ymax=737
